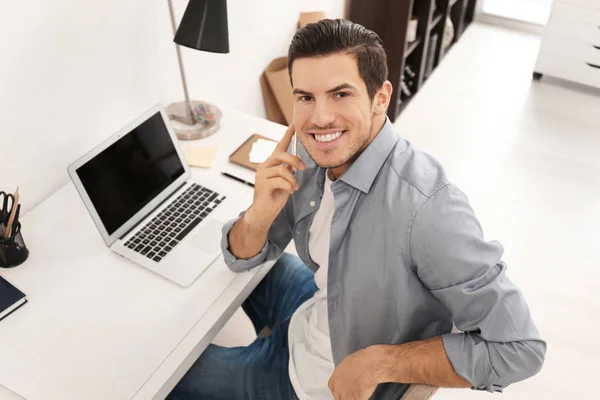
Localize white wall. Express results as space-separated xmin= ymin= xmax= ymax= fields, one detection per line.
xmin=0 ymin=0 xmax=346 ymax=211
xmin=177 ymin=0 xmax=347 ymax=117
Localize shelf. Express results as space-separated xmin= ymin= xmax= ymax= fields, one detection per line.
xmin=430 ymin=12 xmax=443 ymax=30
xmin=397 ymin=94 xmax=415 ymax=115
xmin=404 ymin=38 xmax=421 ymax=59
xmin=350 ymin=0 xmax=478 ymax=123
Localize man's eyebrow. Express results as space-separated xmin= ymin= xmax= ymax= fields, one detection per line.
xmin=326 ymin=83 xmax=358 ymax=94
xmin=292 ymin=88 xmax=313 ymax=96
xmin=293 ymin=83 xmax=358 ymax=96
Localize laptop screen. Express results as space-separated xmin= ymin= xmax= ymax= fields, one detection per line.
xmin=76 ymin=112 xmax=185 ymax=235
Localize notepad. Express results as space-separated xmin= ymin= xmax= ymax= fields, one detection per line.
xmin=0 ymin=276 xmax=27 ymax=322
xmin=228 ymin=134 xmax=277 ymax=171
xmin=249 ymin=139 xmax=277 ymax=163
xmin=185 ymin=146 xmax=218 ymax=168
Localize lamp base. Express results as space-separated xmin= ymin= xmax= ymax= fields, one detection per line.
xmin=167 ymin=101 xmax=222 ymax=140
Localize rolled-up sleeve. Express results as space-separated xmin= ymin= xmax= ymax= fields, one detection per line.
xmin=221 ymin=199 xmax=295 ymax=273
xmin=409 ymin=184 xmax=546 ymax=392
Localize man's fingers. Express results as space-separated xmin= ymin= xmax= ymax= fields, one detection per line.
xmin=264 ymin=152 xmax=306 ymax=171
xmin=266 ymin=177 xmax=294 ymax=194
xmin=264 ymin=166 xmax=298 ymax=190
xmin=329 ymin=378 xmax=343 ymax=400
xmin=275 ymin=123 xmax=296 ymax=153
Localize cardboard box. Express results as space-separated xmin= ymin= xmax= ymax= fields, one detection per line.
xmin=298 ymin=11 xmax=326 ymax=29
xmin=260 ymin=11 xmax=326 ymax=125
xmin=260 ymin=56 xmax=293 ymax=125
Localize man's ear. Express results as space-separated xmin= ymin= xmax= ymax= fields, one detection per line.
xmin=373 ymin=81 xmax=393 ymax=116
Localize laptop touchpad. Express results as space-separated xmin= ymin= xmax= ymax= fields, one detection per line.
xmin=189 ymin=219 xmax=224 ymax=254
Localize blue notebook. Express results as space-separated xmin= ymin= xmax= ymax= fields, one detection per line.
xmin=0 ymin=276 xmax=27 ymax=322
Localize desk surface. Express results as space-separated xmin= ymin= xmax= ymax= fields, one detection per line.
xmin=0 ymin=109 xmax=287 ymax=400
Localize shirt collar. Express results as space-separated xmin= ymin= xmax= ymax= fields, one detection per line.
xmin=338 ymin=117 xmax=400 ymax=194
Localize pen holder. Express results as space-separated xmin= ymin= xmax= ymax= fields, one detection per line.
xmin=0 ymin=222 xmax=29 ymax=268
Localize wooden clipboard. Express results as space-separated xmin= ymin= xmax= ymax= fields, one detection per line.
xmin=228 ymin=133 xmax=278 ymax=172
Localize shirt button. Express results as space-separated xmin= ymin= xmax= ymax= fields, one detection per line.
xmin=310 ymin=201 xmax=315 ymax=207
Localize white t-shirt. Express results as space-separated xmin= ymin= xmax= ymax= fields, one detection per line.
xmin=288 ymin=173 xmax=336 ymax=400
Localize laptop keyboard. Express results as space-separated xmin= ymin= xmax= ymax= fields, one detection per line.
xmin=124 ymin=183 xmax=225 ymax=263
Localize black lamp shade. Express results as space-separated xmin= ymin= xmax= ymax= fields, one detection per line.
xmin=174 ymin=0 xmax=229 ymax=54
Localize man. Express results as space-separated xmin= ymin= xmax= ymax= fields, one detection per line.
xmin=170 ymin=19 xmax=546 ymax=400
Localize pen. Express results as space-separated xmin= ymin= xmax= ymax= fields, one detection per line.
xmin=221 ymin=172 xmax=255 ymax=188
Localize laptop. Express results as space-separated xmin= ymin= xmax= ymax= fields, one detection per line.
xmin=68 ymin=104 xmax=233 ymax=287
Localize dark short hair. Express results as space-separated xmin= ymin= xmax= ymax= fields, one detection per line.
xmin=288 ymin=19 xmax=388 ymax=100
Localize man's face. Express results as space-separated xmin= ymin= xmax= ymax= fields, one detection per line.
xmin=291 ymin=53 xmax=378 ymax=171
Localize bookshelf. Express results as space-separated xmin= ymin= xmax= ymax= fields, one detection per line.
xmin=348 ymin=0 xmax=478 ymax=122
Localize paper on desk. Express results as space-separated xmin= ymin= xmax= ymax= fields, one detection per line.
xmin=185 ymin=146 xmax=218 ymax=168
xmin=249 ymin=139 xmax=277 ymax=163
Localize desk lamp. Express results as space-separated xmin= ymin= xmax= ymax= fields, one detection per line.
xmin=167 ymin=0 xmax=229 ymax=140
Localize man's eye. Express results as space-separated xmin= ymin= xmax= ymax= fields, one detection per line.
xmin=300 ymin=96 xmax=313 ymax=102
xmin=335 ymin=92 xmax=350 ymax=98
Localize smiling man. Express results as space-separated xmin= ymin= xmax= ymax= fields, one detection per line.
xmin=170 ymin=19 xmax=546 ymax=400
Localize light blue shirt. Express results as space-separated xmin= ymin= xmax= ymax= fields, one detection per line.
xmin=221 ymin=119 xmax=546 ymax=399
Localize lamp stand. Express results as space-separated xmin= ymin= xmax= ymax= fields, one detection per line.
xmin=166 ymin=0 xmax=221 ymax=140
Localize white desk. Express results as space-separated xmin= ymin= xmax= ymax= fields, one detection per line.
xmin=0 ymin=109 xmax=287 ymax=400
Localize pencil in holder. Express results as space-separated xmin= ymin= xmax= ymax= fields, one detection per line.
xmin=0 ymin=222 xmax=29 ymax=268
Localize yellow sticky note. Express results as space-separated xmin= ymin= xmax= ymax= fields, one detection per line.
xmin=185 ymin=146 xmax=218 ymax=168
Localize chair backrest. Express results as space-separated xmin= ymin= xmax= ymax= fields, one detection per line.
xmin=400 ymin=384 xmax=438 ymax=400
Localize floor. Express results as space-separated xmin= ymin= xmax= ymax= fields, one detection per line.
xmin=483 ymin=0 xmax=553 ymax=25
xmin=213 ymin=23 xmax=600 ymax=399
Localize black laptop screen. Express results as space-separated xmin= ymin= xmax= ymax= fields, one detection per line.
xmin=77 ymin=112 xmax=185 ymax=235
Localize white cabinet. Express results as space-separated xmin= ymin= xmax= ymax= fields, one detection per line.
xmin=558 ymin=0 xmax=600 ymax=11
xmin=534 ymin=1 xmax=600 ymax=88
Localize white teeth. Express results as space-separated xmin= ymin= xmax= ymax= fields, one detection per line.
xmin=315 ymin=131 xmax=343 ymax=143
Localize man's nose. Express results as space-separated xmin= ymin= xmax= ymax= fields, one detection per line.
xmin=311 ymin=100 xmax=335 ymax=127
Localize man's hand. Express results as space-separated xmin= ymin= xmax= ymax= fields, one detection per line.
xmin=247 ymin=123 xmax=306 ymax=229
xmin=328 ymin=347 xmax=383 ymax=400
xmin=227 ymin=123 xmax=305 ymax=260
xmin=329 ymin=337 xmax=471 ymax=399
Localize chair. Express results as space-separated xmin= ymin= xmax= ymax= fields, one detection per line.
xmin=401 ymin=384 xmax=438 ymax=399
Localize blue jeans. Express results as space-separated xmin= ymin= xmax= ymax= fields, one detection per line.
xmin=168 ymin=253 xmax=318 ymax=400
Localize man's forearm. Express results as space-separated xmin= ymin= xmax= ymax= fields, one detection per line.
xmin=228 ymin=206 xmax=273 ymax=260
xmin=373 ymin=336 xmax=472 ymax=388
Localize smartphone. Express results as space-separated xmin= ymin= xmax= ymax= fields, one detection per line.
xmin=291 ymin=133 xmax=298 ymax=174
xmin=291 ymin=133 xmax=297 ymax=157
